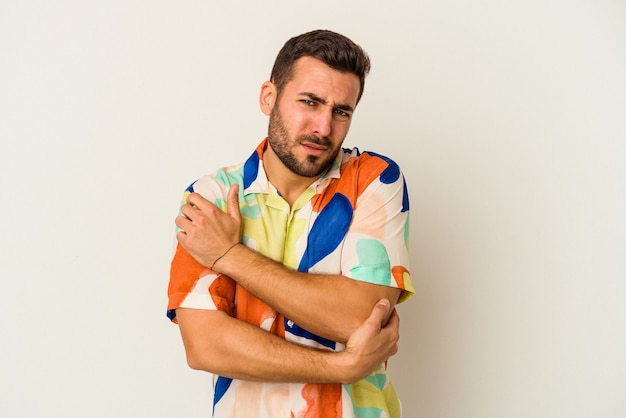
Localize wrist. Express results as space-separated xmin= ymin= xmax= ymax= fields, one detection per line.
xmin=211 ymin=242 xmax=241 ymax=271
xmin=327 ymin=349 xmax=363 ymax=384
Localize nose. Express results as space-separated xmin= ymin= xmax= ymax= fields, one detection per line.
xmin=311 ymin=108 xmax=333 ymax=138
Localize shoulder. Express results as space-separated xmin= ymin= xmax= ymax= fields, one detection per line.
xmin=184 ymin=161 xmax=246 ymax=198
xmin=336 ymin=147 xmax=409 ymax=211
xmin=339 ymin=147 xmax=405 ymax=185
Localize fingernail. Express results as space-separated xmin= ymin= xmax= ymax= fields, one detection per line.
xmin=378 ymin=299 xmax=390 ymax=308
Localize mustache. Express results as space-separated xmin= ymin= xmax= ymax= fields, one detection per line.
xmin=298 ymin=135 xmax=332 ymax=147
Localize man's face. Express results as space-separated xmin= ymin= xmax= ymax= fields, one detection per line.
xmin=266 ymin=56 xmax=361 ymax=178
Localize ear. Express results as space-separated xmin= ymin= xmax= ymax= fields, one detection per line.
xmin=259 ymin=81 xmax=276 ymax=116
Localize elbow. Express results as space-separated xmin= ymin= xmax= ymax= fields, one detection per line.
xmin=183 ymin=344 xmax=218 ymax=372
xmin=183 ymin=339 xmax=233 ymax=375
xmin=177 ymin=308 xmax=230 ymax=373
xmin=185 ymin=351 xmax=205 ymax=371
xmin=184 ymin=345 xmax=241 ymax=380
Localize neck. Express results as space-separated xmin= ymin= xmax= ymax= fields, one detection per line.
xmin=263 ymin=145 xmax=321 ymax=207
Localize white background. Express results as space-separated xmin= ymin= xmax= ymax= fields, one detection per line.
xmin=1 ymin=1 xmax=625 ymax=417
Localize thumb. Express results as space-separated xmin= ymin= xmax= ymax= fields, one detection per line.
xmin=227 ymin=184 xmax=241 ymax=221
xmin=367 ymin=299 xmax=391 ymax=328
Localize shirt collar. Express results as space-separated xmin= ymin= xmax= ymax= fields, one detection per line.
xmin=242 ymin=138 xmax=344 ymax=196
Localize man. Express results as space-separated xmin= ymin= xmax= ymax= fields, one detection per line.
xmin=167 ymin=29 xmax=414 ymax=417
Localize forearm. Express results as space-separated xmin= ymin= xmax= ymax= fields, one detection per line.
xmin=175 ymin=188 xmax=403 ymax=343
xmin=212 ymin=244 xmax=400 ymax=343
xmin=177 ymin=308 xmax=371 ymax=384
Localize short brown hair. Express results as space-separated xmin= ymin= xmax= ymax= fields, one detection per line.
xmin=270 ymin=30 xmax=371 ymax=104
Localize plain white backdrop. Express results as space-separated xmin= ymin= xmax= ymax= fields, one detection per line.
xmin=1 ymin=1 xmax=625 ymax=417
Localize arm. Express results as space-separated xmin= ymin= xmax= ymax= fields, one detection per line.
xmin=209 ymin=242 xmax=400 ymax=343
xmin=176 ymin=298 xmax=399 ymax=384
xmin=176 ymin=185 xmax=401 ymax=343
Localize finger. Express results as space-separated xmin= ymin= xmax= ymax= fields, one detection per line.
xmin=186 ymin=192 xmax=212 ymax=211
xmin=384 ymin=308 xmax=399 ymax=330
xmin=380 ymin=309 xmax=400 ymax=351
xmin=175 ymin=215 xmax=192 ymax=232
xmin=179 ymin=203 xmax=196 ymax=220
xmin=227 ymin=184 xmax=241 ymax=221
xmin=367 ymin=299 xmax=391 ymax=329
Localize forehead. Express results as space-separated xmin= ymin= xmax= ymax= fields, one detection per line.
xmin=285 ymin=56 xmax=361 ymax=107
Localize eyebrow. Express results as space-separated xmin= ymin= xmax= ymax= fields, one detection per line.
xmin=300 ymin=92 xmax=355 ymax=113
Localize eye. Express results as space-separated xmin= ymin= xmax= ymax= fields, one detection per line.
xmin=300 ymin=99 xmax=316 ymax=106
xmin=334 ymin=108 xmax=351 ymax=118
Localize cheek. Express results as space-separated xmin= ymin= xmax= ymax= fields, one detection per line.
xmin=331 ymin=120 xmax=352 ymax=139
xmin=291 ymin=110 xmax=312 ymax=129
xmin=279 ymin=107 xmax=303 ymax=130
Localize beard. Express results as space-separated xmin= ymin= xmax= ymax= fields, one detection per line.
xmin=267 ymin=106 xmax=341 ymax=178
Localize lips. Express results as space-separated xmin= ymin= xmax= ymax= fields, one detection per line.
xmin=301 ymin=142 xmax=328 ymax=156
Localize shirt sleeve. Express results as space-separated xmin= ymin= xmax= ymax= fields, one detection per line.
xmin=341 ymin=160 xmax=415 ymax=303
xmin=166 ymin=175 xmax=237 ymax=323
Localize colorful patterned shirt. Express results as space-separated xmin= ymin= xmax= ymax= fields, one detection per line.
xmin=167 ymin=138 xmax=414 ymax=418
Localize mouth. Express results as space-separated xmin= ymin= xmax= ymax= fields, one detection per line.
xmin=300 ymin=140 xmax=329 ymax=157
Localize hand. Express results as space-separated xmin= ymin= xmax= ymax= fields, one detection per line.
xmin=340 ymin=299 xmax=400 ymax=383
xmin=175 ymin=185 xmax=242 ymax=269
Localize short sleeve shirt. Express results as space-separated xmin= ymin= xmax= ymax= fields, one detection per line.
xmin=168 ymin=138 xmax=414 ymax=418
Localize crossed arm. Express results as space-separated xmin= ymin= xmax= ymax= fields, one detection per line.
xmin=176 ymin=299 xmax=398 ymax=384
xmin=173 ymin=184 xmax=401 ymax=383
